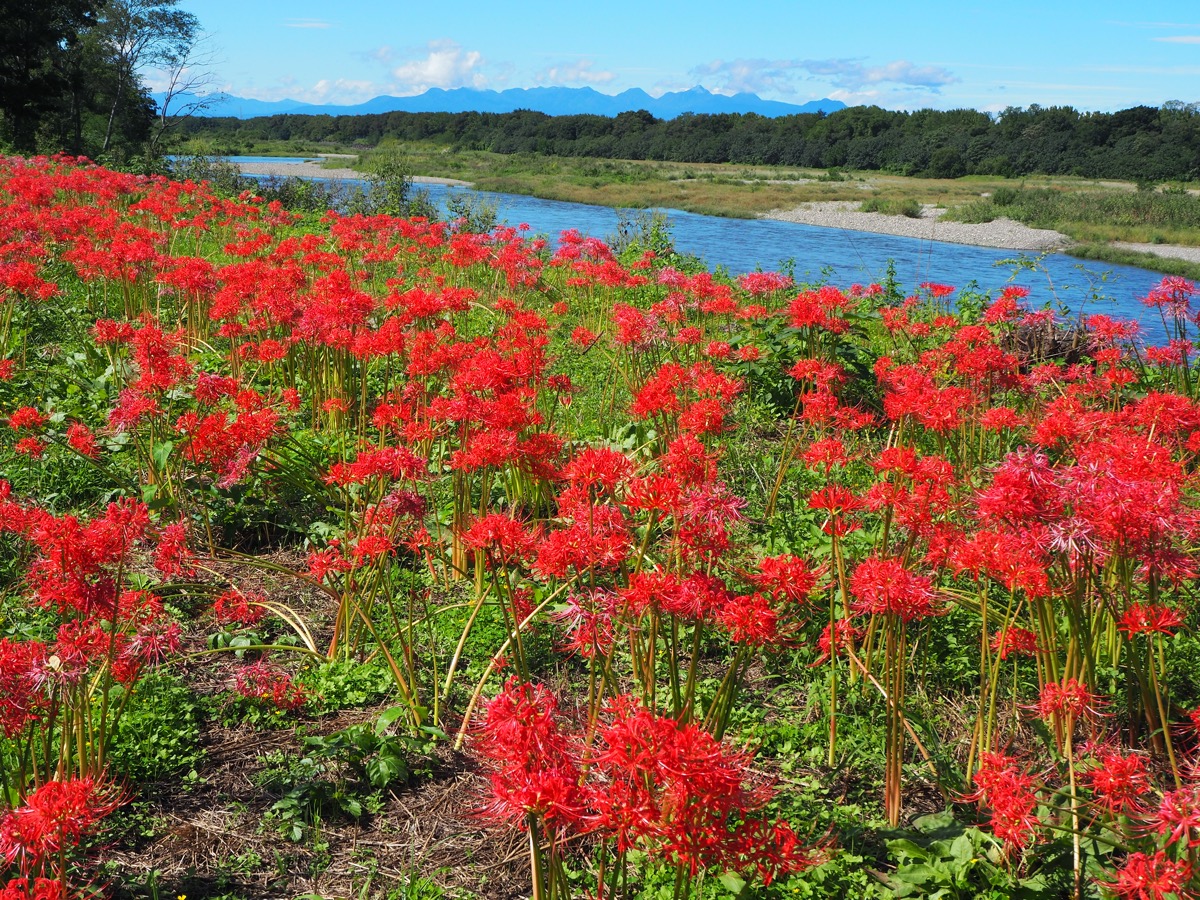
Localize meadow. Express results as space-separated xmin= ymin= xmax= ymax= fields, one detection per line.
xmin=0 ymin=154 xmax=1199 ymax=900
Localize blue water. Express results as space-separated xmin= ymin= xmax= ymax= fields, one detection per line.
xmin=221 ymin=155 xmax=318 ymax=165
xmin=415 ymin=183 xmax=1172 ymax=340
xmin=233 ymin=159 xmax=1177 ymax=341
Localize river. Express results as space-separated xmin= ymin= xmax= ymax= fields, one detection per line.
xmin=224 ymin=158 xmax=1180 ymax=341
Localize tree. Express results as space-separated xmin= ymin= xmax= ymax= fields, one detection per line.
xmin=146 ymin=30 xmax=220 ymax=156
xmin=90 ymin=0 xmax=199 ymax=155
xmin=0 ymin=0 xmax=98 ymax=151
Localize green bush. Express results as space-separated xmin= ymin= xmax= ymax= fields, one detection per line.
xmin=109 ymin=673 xmax=206 ymax=782
xmin=860 ymin=197 xmax=923 ymax=218
xmin=990 ymin=186 xmax=1020 ymax=207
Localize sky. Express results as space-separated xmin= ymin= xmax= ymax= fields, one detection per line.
xmin=166 ymin=1 xmax=1200 ymax=113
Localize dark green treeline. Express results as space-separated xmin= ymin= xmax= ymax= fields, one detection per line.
xmin=181 ymin=101 xmax=1200 ymax=183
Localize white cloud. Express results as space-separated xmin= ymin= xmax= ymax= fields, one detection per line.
xmin=798 ymin=59 xmax=959 ymax=90
xmin=692 ymin=57 xmax=958 ymax=98
xmin=214 ymin=76 xmax=382 ymax=105
xmin=303 ymin=79 xmax=379 ymax=103
xmin=1153 ymin=35 xmax=1200 ymax=43
xmin=537 ymin=59 xmax=615 ymax=86
xmin=691 ymin=59 xmax=806 ymax=96
xmin=390 ymin=40 xmax=488 ymax=94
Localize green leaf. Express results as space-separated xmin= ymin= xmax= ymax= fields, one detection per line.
xmin=152 ymin=440 xmax=174 ymax=470
xmin=949 ymin=833 xmax=973 ymax=864
xmin=896 ymin=862 xmax=939 ymax=885
xmin=374 ymin=705 xmax=409 ymax=736
xmin=887 ymin=839 xmax=930 ymax=862
xmin=717 ymin=872 xmax=746 ymax=895
xmin=913 ymin=809 xmax=956 ymax=833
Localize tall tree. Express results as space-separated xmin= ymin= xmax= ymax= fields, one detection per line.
xmin=0 ymin=0 xmax=98 ymax=151
xmin=91 ymin=0 xmax=200 ymax=155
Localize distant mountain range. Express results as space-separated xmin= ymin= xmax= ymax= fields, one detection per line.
xmin=155 ymin=85 xmax=846 ymax=120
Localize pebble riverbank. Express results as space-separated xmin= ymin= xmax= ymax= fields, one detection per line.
xmin=234 ymin=160 xmax=471 ymax=187
xmin=760 ymin=201 xmax=1070 ymax=252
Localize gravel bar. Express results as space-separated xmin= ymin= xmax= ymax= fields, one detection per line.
xmin=761 ymin=201 xmax=1070 ymax=252
xmin=234 ymin=160 xmax=471 ymax=187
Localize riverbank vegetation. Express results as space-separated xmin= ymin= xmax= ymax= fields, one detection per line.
xmin=183 ymin=138 xmax=1200 ymax=278
xmin=179 ymin=102 xmax=1200 ymax=183
xmin=3 ymin=154 xmax=1200 ymax=900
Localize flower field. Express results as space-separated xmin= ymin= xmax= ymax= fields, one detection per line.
xmin=1 ymin=155 xmax=1199 ymax=899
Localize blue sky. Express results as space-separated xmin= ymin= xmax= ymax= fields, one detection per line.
xmin=168 ymin=1 xmax=1200 ymax=112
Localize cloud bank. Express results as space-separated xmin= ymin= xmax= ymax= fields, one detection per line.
xmin=692 ymin=56 xmax=958 ymax=103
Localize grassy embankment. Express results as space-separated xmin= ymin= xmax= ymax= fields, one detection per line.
xmin=182 ymin=137 xmax=1200 ymax=278
xmin=945 ymin=184 xmax=1200 ymax=279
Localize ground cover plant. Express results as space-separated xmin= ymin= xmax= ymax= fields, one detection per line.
xmin=0 ymin=154 xmax=1199 ymax=899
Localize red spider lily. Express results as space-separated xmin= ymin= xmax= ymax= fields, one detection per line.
xmin=1101 ymin=851 xmax=1196 ymax=900
xmin=324 ymin=446 xmax=428 ymax=486
xmin=801 ymin=437 xmax=849 ymax=474
xmin=737 ymin=271 xmax=793 ymax=296
xmin=809 ymin=485 xmax=863 ymax=519
xmin=461 ymin=513 xmax=540 ymax=568
xmin=968 ymin=751 xmax=1042 ymax=849
xmin=64 ymin=423 xmax=99 ymax=459
xmin=552 ymin=590 xmax=616 ymax=659
xmin=661 ymin=433 xmax=718 ymax=487
xmin=588 ymin=696 xmax=813 ymax=881
xmin=474 ymin=678 xmax=585 ymax=831
xmin=1084 ymin=748 xmax=1151 ymax=817
xmin=7 ymin=408 xmax=48 ymax=431
xmin=1151 ymin=786 xmax=1200 ymax=848
xmin=213 ymin=589 xmax=267 ymax=626
xmin=1118 ymin=603 xmax=1185 ymax=638
xmin=13 ymin=438 xmax=45 ymax=458
xmin=812 ymin=619 xmax=862 ymax=666
xmin=1035 ymin=678 xmax=1104 ymax=722
xmin=752 ymin=554 xmax=820 ymax=603
xmin=717 ymin=593 xmax=784 ymax=646
xmin=569 ymin=326 xmax=598 ymax=348
xmin=0 ymin=777 xmax=124 ymax=872
xmin=947 ymin=528 xmax=1053 ymax=599
xmin=787 ymin=359 xmax=847 ymax=390
xmin=234 ymin=661 xmax=306 ymax=710
xmin=849 ymin=557 xmax=938 ymax=622
xmin=1142 ymin=276 xmax=1196 ymax=318
xmin=920 ymin=282 xmax=956 ymax=299
xmin=0 ymin=639 xmax=48 ymax=738
xmin=975 ymin=449 xmax=1060 ymax=526
xmin=623 ymin=474 xmax=683 ymax=514
xmin=534 ymin=514 xmax=631 ymax=578
xmin=0 ymin=877 xmax=63 ymax=900
xmin=677 ymin=482 xmax=747 ymax=563
xmin=561 ymin=446 xmax=633 ymax=495
xmin=980 ymin=406 xmax=1023 ymax=431
xmin=19 ymin=499 xmax=151 ymax=617
xmin=990 ymin=626 xmax=1039 ymax=660
xmin=306 ymin=546 xmax=352 ymax=583
xmin=152 ymin=521 xmax=196 ymax=577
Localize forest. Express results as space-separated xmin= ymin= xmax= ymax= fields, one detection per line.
xmin=181 ymin=101 xmax=1200 ymax=182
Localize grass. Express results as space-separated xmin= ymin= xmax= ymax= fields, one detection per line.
xmin=859 ymin=197 xmax=923 ymax=218
xmin=944 ymin=185 xmax=1200 ymax=245
xmin=1066 ymin=243 xmax=1200 ymax=281
xmin=178 ymin=136 xmax=1200 ymax=268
